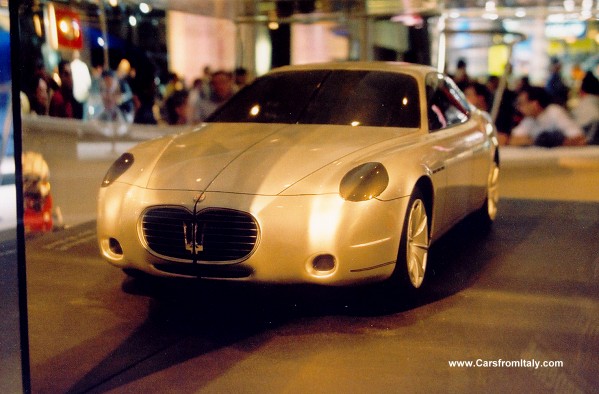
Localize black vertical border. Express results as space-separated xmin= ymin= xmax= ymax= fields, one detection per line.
xmin=9 ymin=1 xmax=31 ymax=393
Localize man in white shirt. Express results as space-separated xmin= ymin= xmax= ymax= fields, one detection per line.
xmin=572 ymin=72 xmax=599 ymax=139
xmin=510 ymin=86 xmax=586 ymax=147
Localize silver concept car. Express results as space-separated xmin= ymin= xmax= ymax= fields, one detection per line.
xmin=97 ymin=62 xmax=499 ymax=289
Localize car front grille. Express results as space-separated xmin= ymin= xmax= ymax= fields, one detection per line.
xmin=141 ymin=207 xmax=259 ymax=262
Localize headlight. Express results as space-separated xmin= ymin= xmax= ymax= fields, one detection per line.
xmin=101 ymin=153 xmax=134 ymax=187
xmin=339 ymin=162 xmax=389 ymax=202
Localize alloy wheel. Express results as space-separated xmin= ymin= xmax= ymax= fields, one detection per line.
xmin=406 ymin=199 xmax=429 ymax=288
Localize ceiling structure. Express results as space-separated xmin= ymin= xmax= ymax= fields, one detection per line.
xmin=120 ymin=0 xmax=599 ymax=20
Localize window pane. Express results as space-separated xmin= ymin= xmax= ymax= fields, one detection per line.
xmin=302 ymin=71 xmax=420 ymax=128
xmin=208 ymin=70 xmax=329 ymax=123
xmin=209 ymin=70 xmax=420 ymax=128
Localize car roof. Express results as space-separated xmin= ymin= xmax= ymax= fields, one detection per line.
xmin=268 ymin=61 xmax=438 ymax=79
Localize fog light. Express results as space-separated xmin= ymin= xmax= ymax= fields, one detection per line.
xmin=108 ymin=238 xmax=123 ymax=255
xmin=310 ymin=254 xmax=336 ymax=276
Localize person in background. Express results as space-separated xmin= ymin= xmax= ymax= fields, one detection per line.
xmin=96 ymin=69 xmax=125 ymax=123
xmin=452 ymin=58 xmax=470 ymax=90
xmin=188 ymin=77 xmax=207 ymax=124
xmin=132 ymin=66 xmax=159 ymax=125
xmin=485 ymin=75 xmax=518 ymax=145
xmin=86 ymin=63 xmax=105 ymax=119
xmin=510 ymin=85 xmax=585 ymax=147
xmin=32 ymin=60 xmax=57 ymax=95
xmin=514 ymin=76 xmax=531 ymax=95
xmin=70 ymin=51 xmax=92 ymax=108
xmin=545 ymin=57 xmax=570 ymax=107
xmin=26 ymin=76 xmax=50 ymax=116
xmin=164 ymin=89 xmax=190 ymax=125
xmin=234 ymin=67 xmax=249 ymax=91
xmin=196 ymin=70 xmax=235 ymax=121
xmin=511 ymin=76 xmax=533 ymax=127
xmin=571 ymin=72 xmax=599 ymax=144
xmin=49 ymin=60 xmax=83 ymax=119
xmin=201 ymin=65 xmax=213 ymax=98
xmin=570 ymin=63 xmax=586 ymax=94
xmin=464 ymin=81 xmax=491 ymax=112
xmin=163 ymin=71 xmax=184 ymax=100
xmin=115 ymin=59 xmax=135 ymax=123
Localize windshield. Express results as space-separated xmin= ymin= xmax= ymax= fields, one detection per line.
xmin=208 ymin=70 xmax=421 ymax=128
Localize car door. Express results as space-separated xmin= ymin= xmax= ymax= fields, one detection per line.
xmin=425 ymin=73 xmax=484 ymax=233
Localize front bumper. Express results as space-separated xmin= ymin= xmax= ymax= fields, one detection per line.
xmin=97 ymin=183 xmax=410 ymax=285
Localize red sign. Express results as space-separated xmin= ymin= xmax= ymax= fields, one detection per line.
xmin=52 ymin=4 xmax=83 ymax=50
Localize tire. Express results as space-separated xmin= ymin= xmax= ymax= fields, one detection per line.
xmin=474 ymin=159 xmax=499 ymax=229
xmin=394 ymin=188 xmax=430 ymax=290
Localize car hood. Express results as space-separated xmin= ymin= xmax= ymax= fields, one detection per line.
xmin=146 ymin=122 xmax=412 ymax=195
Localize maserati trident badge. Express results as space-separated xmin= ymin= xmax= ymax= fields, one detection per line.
xmin=194 ymin=192 xmax=206 ymax=203
xmin=183 ymin=222 xmax=204 ymax=253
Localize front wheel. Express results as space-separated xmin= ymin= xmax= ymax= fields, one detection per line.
xmin=395 ymin=189 xmax=430 ymax=290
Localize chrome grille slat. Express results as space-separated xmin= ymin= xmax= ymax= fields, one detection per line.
xmin=142 ymin=207 xmax=259 ymax=262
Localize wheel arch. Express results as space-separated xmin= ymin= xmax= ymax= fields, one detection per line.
xmin=413 ymin=175 xmax=434 ymax=232
xmin=494 ymin=146 xmax=500 ymax=167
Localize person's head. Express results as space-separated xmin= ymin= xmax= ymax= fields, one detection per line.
xmin=117 ymin=58 xmax=131 ymax=78
xmin=454 ymin=58 xmax=468 ymax=81
xmin=549 ymin=57 xmax=562 ymax=73
xmin=165 ymin=89 xmax=190 ymax=125
xmin=57 ymin=60 xmax=73 ymax=91
xmin=516 ymin=86 xmax=551 ymax=117
xmin=210 ymin=70 xmax=234 ymax=101
xmin=464 ymin=82 xmax=491 ymax=111
xmin=234 ymin=67 xmax=249 ymax=87
xmin=30 ymin=76 xmax=49 ymax=114
xmin=192 ymin=78 xmax=203 ymax=90
xmin=580 ymin=72 xmax=599 ymax=96
xmin=486 ymin=75 xmax=499 ymax=92
xmin=100 ymin=69 xmax=119 ymax=109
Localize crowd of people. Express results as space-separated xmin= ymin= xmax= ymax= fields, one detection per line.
xmin=21 ymin=55 xmax=599 ymax=147
xmin=21 ymin=56 xmax=250 ymax=128
xmin=455 ymin=58 xmax=599 ymax=147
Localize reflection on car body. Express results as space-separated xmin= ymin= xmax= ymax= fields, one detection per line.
xmin=97 ymin=61 xmax=499 ymax=290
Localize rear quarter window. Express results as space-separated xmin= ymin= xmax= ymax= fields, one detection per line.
xmin=425 ymin=73 xmax=470 ymax=132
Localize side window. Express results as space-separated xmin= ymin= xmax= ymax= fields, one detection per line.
xmin=425 ymin=73 xmax=469 ymax=132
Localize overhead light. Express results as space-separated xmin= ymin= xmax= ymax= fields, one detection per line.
xmin=139 ymin=2 xmax=151 ymax=14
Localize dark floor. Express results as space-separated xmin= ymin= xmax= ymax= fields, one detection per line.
xmin=13 ymin=198 xmax=599 ymax=393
